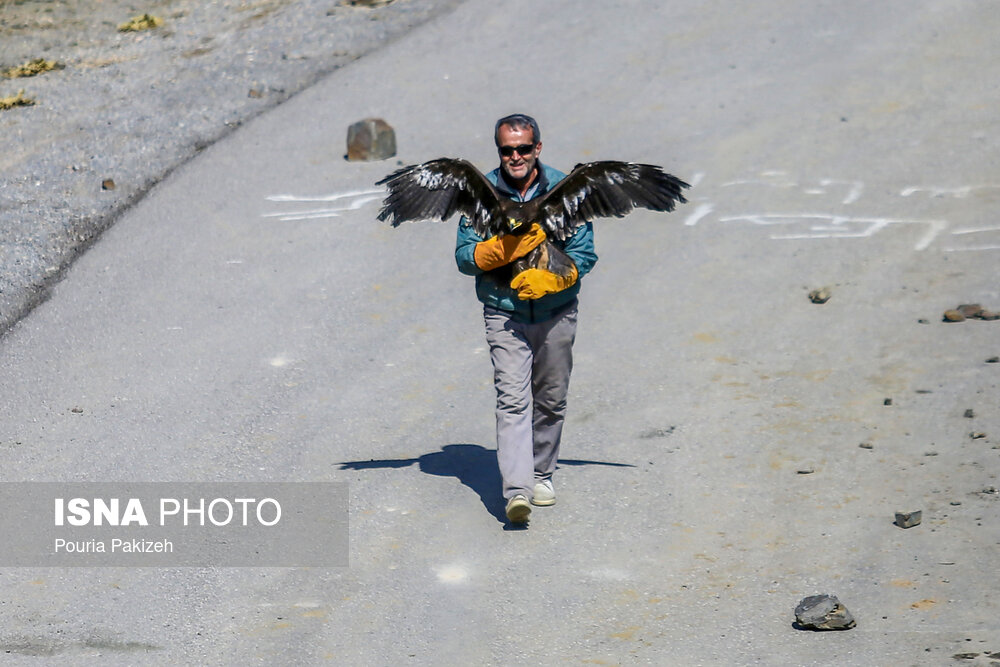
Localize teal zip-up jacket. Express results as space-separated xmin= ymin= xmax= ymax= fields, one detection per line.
xmin=455 ymin=162 xmax=598 ymax=323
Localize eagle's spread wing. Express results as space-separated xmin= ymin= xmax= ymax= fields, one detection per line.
xmin=376 ymin=158 xmax=503 ymax=237
xmin=537 ymin=161 xmax=690 ymax=240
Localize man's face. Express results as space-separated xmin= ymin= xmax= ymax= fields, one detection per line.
xmin=497 ymin=124 xmax=541 ymax=183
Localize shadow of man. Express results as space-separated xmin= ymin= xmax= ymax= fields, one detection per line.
xmin=338 ymin=444 xmax=634 ymax=524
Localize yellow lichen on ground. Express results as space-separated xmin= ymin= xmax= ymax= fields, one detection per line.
xmin=117 ymin=14 xmax=163 ymax=32
xmin=3 ymin=58 xmax=63 ymax=78
xmin=0 ymin=90 xmax=36 ymax=110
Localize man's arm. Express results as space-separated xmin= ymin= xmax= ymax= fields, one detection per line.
xmin=561 ymin=221 xmax=598 ymax=278
xmin=455 ymin=217 xmax=485 ymax=276
xmin=456 ymin=217 xmax=546 ymax=275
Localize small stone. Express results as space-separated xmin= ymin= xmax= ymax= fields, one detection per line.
xmin=964 ymin=409 xmax=975 ymax=419
xmin=895 ymin=510 xmax=922 ymax=528
xmin=794 ymin=594 xmax=855 ymax=630
xmin=859 ymin=442 xmax=874 ymax=449
xmin=971 ymin=432 xmax=987 ymax=440
xmin=70 ymin=407 xmax=83 ymax=414
xmin=248 ymin=88 xmax=263 ymax=98
xmin=924 ymin=451 xmax=938 ymax=457
xmin=346 ymin=117 xmax=396 ymax=161
xmin=953 ymin=653 xmax=979 ymax=661
xmin=101 ymin=179 xmax=116 ymax=191
xmin=957 ymin=303 xmax=983 ymax=318
xmin=979 ymin=310 xmax=1000 ymax=321
xmin=796 ymin=467 xmax=815 ymax=475
xmin=987 ymin=357 xmax=1000 ymax=363
xmin=883 ymin=398 xmax=893 ymax=406
xmin=808 ymin=288 xmax=831 ymax=304
xmin=917 ymin=318 xmax=930 ymax=324
xmin=943 ymin=309 xmax=966 ymax=322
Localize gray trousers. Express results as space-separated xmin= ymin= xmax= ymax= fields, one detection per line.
xmin=483 ymin=301 xmax=578 ymax=500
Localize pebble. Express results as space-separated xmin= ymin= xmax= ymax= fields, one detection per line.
xmin=964 ymin=408 xmax=975 ymax=418
xmin=943 ymin=309 xmax=966 ymax=322
xmin=943 ymin=304 xmax=1000 ymax=322
xmin=808 ymin=288 xmax=831 ymax=304
xmin=894 ymin=510 xmax=922 ymax=528
xmin=958 ymin=303 xmax=983 ymax=318
xmin=794 ymin=594 xmax=855 ymax=630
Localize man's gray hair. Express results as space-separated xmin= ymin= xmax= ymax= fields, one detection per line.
xmin=494 ymin=113 xmax=541 ymax=146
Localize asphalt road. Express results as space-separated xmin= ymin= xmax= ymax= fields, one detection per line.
xmin=2 ymin=1 xmax=999 ymax=665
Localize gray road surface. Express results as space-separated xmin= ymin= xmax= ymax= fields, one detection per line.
xmin=2 ymin=1 xmax=999 ymax=665
xmin=0 ymin=0 xmax=462 ymax=335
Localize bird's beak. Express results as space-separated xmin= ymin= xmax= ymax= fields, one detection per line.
xmin=507 ymin=218 xmax=523 ymax=233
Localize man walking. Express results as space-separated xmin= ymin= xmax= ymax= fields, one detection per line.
xmin=455 ymin=114 xmax=597 ymax=524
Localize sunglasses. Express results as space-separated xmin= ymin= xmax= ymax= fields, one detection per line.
xmin=498 ymin=143 xmax=536 ymax=157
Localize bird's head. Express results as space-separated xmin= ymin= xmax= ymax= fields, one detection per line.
xmin=506 ymin=216 xmax=528 ymax=234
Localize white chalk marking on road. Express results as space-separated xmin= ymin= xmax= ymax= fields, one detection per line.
xmin=263 ymin=195 xmax=384 ymax=221
xmin=684 ymin=203 xmax=714 ymax=226
xmin=900 ymin=184 xmax=1000 ymax=198
xmin=720 ymin=213 xmax=948 ymax=250
xmin=951 ymin=224 xmax=1000 ymax=235
xmin=942 ymin=244 xmax=1000 ymax=252
xmin=267 ymin=188 xmax=384 ymax=203
xmin=818 ymin=179 xmax=864 ymax=204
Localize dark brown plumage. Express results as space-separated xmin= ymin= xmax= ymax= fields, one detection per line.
xmin=376 ymin=158 xmax=690 ymax=276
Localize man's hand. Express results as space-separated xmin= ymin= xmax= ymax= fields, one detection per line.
xmin=473 ymin=223 xmax=546 ymax=271
xmin=510 ymin=265 xmax=579 ymax=300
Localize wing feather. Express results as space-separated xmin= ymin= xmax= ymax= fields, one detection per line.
xmin=376 ymin=158 xmax=503 ymax=236
xmin=538 ymin=161 xmax=690 ymax=240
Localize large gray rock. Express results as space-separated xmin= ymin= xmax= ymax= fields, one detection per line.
xmin=346 ymin=117 xmax=397 ymax=161
xmin=794 ymin=594 xmax=856 ymax=630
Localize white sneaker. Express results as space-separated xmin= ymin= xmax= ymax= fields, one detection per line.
xmin=531 ymin=479 xmax=556 ymax=506
xmin=505 ymin=494 xmax=531 ymax=523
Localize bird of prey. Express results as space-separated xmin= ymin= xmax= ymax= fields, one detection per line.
xmin=376 ymin=158 xmax=689 ymax=277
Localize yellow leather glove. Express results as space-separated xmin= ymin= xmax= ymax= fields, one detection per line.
xmin=510 ymin=265 xmax=579 ymax=300
xmin=473 ymin=223 xmax=546 ymax=271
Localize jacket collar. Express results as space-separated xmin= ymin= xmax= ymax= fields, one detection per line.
xmin=495 ymin=161 xmax=551 ymax=201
